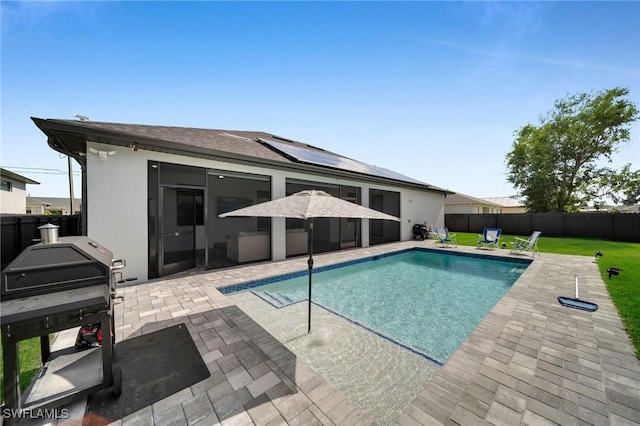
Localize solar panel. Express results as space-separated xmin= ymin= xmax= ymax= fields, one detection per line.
xmin=260 ymin=138 xmax=426 ymax=185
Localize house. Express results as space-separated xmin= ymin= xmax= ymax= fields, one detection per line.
xmin=26 ymin=197 xmax=82 ymax=215
xmin=32 ymin=118 xmax=452 ymax=283
xmin=481 ymin=197 xmax=526 ymax=213
xmin=0 ymin=168 xmax=39 ymax=214
xmin=444 ymin=192 xmax=504 ymax=214
xmin=616 ymin=204 xmax=640 ymax=213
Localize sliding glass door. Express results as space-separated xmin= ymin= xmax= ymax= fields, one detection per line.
xmin=160 ymin=187 xmax=201 ymax=276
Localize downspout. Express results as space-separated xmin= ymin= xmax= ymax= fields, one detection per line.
xmin=81 ymin=162 xmax=87 ymax=235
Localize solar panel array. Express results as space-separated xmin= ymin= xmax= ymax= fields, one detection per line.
xmin=260 ymin=138 xmax=426 ymax=186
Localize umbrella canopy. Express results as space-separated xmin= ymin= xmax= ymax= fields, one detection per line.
xmin=219 ymin=189 xmax=401 ymax=221
xmin=219 ymin=190 xmax=401 ymax=332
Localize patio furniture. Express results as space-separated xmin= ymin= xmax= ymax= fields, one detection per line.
xmin=212 ymin=241 xmax=227 ymax=257
xmin=227 ymin=231 xmax=270 ymax=263
xmin=510 ymin=231 xmax=542 ymax=256
xmin=435 ymin=227 xmax=457 ymax=248
xmin=477 ymin=228 xmax=502 ymax=250
xmin=286 ymin=228 xmax=308 ymax=256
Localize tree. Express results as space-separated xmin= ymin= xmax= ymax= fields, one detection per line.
xmin=506 ymin=87 xmax=639 ymax=212
xmin=624 ymin=184 xmax=640 ymax=205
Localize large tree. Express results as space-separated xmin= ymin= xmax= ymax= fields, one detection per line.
xmin=506 ymin=87 xmax=639 ymax=212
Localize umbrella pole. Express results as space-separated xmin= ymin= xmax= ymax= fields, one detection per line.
xmin=307 ymin=218 xmax=314 ymax=334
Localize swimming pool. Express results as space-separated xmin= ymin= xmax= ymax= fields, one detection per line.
xmin=223 ymin=248 xmax=529 ymax=363
xmin=223 ymin=248 xmax=530 ymax=424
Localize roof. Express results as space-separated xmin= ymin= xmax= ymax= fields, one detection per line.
xmin=445 ymin=192 xmax=503 ymax=207
xmin=0 ymin=168 xmax=40 ymax=185
xmin=31 ymin=118 xmax=452 ymax=193
xmin=616 ymin=204 xmax=640 ymax=213
xmin=482 ymin=197 xmax=524 ymax=208
xmin=26 ymin=197 xmax=82 ymax=210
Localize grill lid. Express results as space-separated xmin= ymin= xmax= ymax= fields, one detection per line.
xmin=2 ymin=236 xmax=114 ymax=300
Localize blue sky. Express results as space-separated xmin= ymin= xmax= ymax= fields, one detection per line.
xmin=2 ymin=1 xmax=639 ymax=200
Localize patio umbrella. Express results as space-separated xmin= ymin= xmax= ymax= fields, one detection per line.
xmin=219 ymin=189 xmax=400 ymax=333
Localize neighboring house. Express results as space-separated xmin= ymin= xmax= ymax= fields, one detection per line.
xmin=32 ymin=118 xmax=452 ymax=283
xmin=0 ymin=168 xmax=39 ymax=214
xmin=444 ymin=192 xmax=503 ymax=214
xmin=482 ymin=196 xmax=526 ymax=213
xmin=26 ymin=197 xmax=82 ymax=215
xmin=616 ymin=204 xmax=640 ymax=213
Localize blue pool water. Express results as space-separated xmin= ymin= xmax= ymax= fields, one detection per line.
xmin=225 ymin=249 xmax=529 ymax=363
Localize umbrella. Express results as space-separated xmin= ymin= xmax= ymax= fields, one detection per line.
xmin=219 ymin=190 xmax=401 ymax=332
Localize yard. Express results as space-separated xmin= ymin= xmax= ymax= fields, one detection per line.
xmin=1 ymin=234 xmax=638 ymax=399
xmin=454 ymin=232 xmax=640 ymax=358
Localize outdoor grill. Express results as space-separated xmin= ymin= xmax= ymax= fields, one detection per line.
xmin=1 ymin=225 xmax=124 ymax=417
xmin=2 ymin=234 xmax=120 ymax=300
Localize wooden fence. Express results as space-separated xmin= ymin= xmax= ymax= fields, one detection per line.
xmin=445 ymin=213 xmax=640 ymax=243
xmin=1 ymin=214 xmax=82 ymax=269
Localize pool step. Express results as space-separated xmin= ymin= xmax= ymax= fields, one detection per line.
xmin=252 ymin=290 xmax=297 ymax=308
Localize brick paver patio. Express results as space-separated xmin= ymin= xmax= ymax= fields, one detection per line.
xmin=31 ymin=240 xmax=640 ymax=425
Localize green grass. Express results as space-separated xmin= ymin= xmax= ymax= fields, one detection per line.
xmin=453 ymin=232 xmax=640 ymax=358
xmin=0 ymin=337 xmax=53 ymax=398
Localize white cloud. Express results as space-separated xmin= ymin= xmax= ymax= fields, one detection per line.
xmin=426 ymin=39 xmax=639 ymax=77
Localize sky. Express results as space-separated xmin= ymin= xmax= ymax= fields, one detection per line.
xmin=2 ymin=1 xmax=639 ymax=200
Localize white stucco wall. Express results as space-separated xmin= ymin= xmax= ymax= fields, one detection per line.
xmin=86 ymin=142 xmax=447 ymax=283
xmin=86 ymin=143 xmax=149 ymax=282
xmin=0 ymin=180 xmax=27 ymax=214
xmin=27 ymin=205 xmax=46 ymax=215
xmin=401 ymin=189 xmax=445 ymax=240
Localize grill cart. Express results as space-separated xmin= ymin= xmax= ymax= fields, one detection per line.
xmin=1 ymin=226 xmax=124 ymax=422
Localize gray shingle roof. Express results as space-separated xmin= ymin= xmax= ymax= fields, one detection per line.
xmin=34 ymin=119 xmax=333 ymax=165
xmin=0 ymin=168 xmax=40 ymax=185
xmin=482 ymin=197 xmax=524 ymax=208
xmin=27 ymin=197 xmax=82 ymax=210
xmin=445 ymin=193 xmax=503 ymax=206
xmin=32 ymin=118 xmax=450 ymax=192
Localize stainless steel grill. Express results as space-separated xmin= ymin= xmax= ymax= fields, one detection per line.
xmin=1 ymin=227 xmax=124 ymax=417
xmin=2 ymin=236 xmax=117 ymax=300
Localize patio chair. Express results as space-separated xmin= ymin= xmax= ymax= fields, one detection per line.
xmin=435 ymin=227 xmax=457 ymax=248
xmin=477 ymin=228 xmax=502 ymax=250
xmin=510 ymin=231 xmax=542 ymax=257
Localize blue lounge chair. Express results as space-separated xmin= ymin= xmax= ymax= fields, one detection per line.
xmin=477 ymin=228 xmax=502 ymax=250
xmin=510 ymin=231 xmax=542 ymax=257
xmin=435 ymin=227 xmax=457 ymax=248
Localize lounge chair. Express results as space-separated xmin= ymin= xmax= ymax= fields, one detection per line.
xmin=477 ymin=228 xmax=502 ymax=250
xmin=435 ymin=227 xmax=457 ymax=248
xmin=510 ymin=231 xmax=542 ymax=257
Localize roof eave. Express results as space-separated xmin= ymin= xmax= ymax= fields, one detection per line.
xmin=31 ymin=117 xmax=452 ymax=194
xmin=0 ymin=168 xmax=40 ymax=185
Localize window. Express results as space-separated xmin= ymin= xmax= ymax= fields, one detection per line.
xmin=1 ymin=180 xmax=11 ymax=192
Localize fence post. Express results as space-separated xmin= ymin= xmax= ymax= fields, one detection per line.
xmin=17 ymin=216 xmax=23 ymax=255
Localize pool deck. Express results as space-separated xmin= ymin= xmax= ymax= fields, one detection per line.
xmin=42 ymin=240 xmax=640 ymax=425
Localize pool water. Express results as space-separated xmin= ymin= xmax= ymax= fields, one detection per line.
xmin=225 ymin=249 xmax=529 ymax=424
xmin=236 ymin=249 xmax=526 ymax=362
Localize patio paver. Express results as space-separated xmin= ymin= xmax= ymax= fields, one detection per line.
xmin=32 ymin=240 xmax=640 ymax=425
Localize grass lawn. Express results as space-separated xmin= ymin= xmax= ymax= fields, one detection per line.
xmin=453 ymin=231 xmax=640 ymax=358
xmin=0 ymin=336 xmax=53 ymax=397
